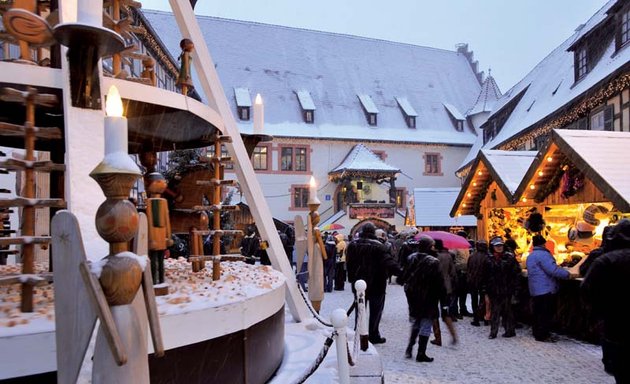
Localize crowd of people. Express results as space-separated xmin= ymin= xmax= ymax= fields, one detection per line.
xmin=238 ymin=218 xmax=629 ymax=382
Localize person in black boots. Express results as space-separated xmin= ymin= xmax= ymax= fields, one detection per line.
xmin=483 ymin=236 xmax=521 ymax=339
xmin=467 ymin=240 xmax=488 ymax=326
xmin=347 ymin=223 xmax=402 ymax=344
xmin=399 ymin=235 xmax=446 ymax=362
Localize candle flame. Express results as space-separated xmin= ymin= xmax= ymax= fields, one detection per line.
xmin=309 ymin=176 xmax=316 ymax=188
xmin=255 ymin=93 xmax=263 ymax=105
xmin=106 ymin=85 xmax=124 ymax=117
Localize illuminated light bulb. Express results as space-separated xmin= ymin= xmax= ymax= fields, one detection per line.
xmin=462 ymin=203 xmax=467 ymax=207
xmin=467 ymin=192 xmax=472 ymax=197
xmin=477 ymin=170 xmax=482 ymax=176
xmin=473 ymin=182 xmax=477 ymax=187
xmin=522 ymin=197 xmax=528 ymax=202
xmin=530 ymin=185 xmax=535 ymax=190
xmin=538 ymin=170 xmax=544 ymax=177
xmin=547 ymin=156 xmax=553 ymax=162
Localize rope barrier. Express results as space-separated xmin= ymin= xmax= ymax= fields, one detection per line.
xmin=292 ymin=330 xmax=336 ymax=384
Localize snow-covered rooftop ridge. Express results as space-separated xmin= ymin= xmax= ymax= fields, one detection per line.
xmin=482 ymin=149 xmax=537 ymax=194
xmin=141 ymin=9 xmax=481 ymax=146
xmin=467 ymin=74 xmax=502 ymax=116
xmin=413 ymin=188 xmax=476 ymax=227
xmin=330 ymin=143 xmax=400 ymax=173
xmin=483 ymin=0 xmax=626 ymax=149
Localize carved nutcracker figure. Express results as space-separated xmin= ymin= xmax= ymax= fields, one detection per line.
xmin=145 ymin=172 xmax=173 ymax=295
xmin=305 ymin=177 xmax=327 ymax=312
xmin=177 ymin=38 xmax=195 ymax=95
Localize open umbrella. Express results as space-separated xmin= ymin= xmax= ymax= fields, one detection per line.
xmin=414 ymin=230 xmax=470 ymax=249
xmin=320 ymin=223 xmax=344 ymax=231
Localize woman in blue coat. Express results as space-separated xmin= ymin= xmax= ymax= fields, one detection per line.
xmin=526 ymin=235 xmax=574 ymax=342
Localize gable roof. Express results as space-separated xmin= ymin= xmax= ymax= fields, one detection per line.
xmin=142 ymin=10 xmax=482 ymax=146
xmin=414 ymin=188 xmax=476 ymax=227
xmin=329 ymin=144 xmax=399 ymax=180
xmin=482 ymin=0 xmax=629 ymax=149
xmin=450 ymin=150 xmax=537 ymax=217
xmin=514 ymin=129 xmax=630 ymax=212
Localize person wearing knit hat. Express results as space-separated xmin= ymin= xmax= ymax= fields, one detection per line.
xmin=526 ymin=235 xmax=575 ymax=342
xmin=582 ymin=219 xmax=630 ymax=382
xmin=484 ymin=235 xmax=521 ymax=339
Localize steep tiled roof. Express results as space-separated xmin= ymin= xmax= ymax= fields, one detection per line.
xmin=142 ymin=10 xmax=482 ymax=145
xmin=483 ymin=0 xmax=628 ymax=149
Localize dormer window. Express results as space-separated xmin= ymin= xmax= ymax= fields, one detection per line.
xmin=234 ymin=87 xmax=252 ymax=121
xmin=296 ymin=90 xmax=316 ymax=124
xmin=443 ymin=103 xmax=465 ymax=132
xmin=358 ymin=94 xmax=379 ymax=126
xmin=396 ymin=97 xmax=418 ymax=129
xmin=575 ymin=47 xmax=588 ymax=80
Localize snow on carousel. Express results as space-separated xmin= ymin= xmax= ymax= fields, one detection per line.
xmin=0 ymin=1 xmax=381 ymax=383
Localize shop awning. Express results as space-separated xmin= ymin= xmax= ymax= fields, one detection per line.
xmin=514 ymin=129 xmax=630 ymax=212
xmin=414 ymin=188 xmax=476 ymax=227
xmin=329 ymin=143 xmax=400 ymax=181
xmin=450 ymin=150 xmax=537 ymax=217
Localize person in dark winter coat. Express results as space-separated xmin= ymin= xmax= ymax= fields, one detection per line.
xmin=582 ymin=219 xmax=630 ymax=383
xmin=526 ymin=235 xmax=574 ymax=342
xmin=431 ymin=239 xmax=456 ymax=346
xmin=467 ymin=240 xmax=488 ymax=326
xmin=324 ymin=233 xmax=337 ymax=292
xmin=346 ymin=223 xmax=402 ymax=344
xmin=483 ymin=236 xmax=521 ymax=339
xmin=399 ymin=235 xmax=447 ymax=362
xmin=239 ymin=226 xmax=259 ymax=265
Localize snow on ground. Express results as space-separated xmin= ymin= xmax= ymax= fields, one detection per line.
xmin=319 ymin=281 xmax=614 ymax=384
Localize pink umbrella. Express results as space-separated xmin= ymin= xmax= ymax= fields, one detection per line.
xmin=414 ymin=231 xmax=470 ymax=249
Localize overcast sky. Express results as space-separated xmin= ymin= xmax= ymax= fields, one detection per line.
xmin=141 ymin=0 xmax=608 ymax=92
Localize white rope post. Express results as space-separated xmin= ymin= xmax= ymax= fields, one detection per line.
xmin=331 ymin=308 xmax=350 ymax=384
xmin=355 ymin=279 xmax=369 ymax=351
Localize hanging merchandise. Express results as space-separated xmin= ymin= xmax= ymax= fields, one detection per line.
xmin=560 ymin=166 xmax=585 ymax=198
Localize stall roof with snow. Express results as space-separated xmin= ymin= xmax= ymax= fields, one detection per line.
xmin=328 ymin=143 xmax=400 ymax=181
xmin=514 ymin=129 xmax=630 ymax=212
xmin=451 ymin=150 xmax=537 ymax=217
xmin=414 ymin=188 xmax=476 ymax=227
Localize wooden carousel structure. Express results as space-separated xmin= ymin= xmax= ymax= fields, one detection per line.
xmin=0 ymin=1 xmax=306 ymax=383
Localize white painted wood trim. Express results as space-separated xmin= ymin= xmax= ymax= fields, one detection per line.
xmin=168 ymin=0 xmax=310 ymax=322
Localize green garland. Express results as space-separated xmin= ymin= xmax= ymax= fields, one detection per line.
xmin=534 ymin=161 xmax=569 ymax=203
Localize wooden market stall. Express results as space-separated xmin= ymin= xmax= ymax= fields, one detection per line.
xmin=450 ymin=149 xmax=537 ymax=250
xmin=511 ymin=129 xmax=630 ymax=341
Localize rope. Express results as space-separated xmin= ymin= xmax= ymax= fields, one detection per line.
xmin=292 ymin=330 xmax=336 ymax=384
xmin=296 ymin=283 xmax=333 ymax=327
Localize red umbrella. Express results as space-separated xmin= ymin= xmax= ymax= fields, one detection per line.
xmin=320 ymin=223 xmax=345 ymax=231
xmin=414 ymin=231 xmax=470 ymax=249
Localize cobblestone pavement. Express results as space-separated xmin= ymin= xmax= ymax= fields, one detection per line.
xmin=320 ymin=282 xmax=614 ymax=384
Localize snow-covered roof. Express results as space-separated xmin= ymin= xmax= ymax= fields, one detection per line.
xmin=467 ymin=74 xmax=501 ymax=116
xmin=482 ymin=150 xmax=537 ymax=195
xmin=515 ymin=129 xmax=630 ymax=212
xmin=357 ymin=94 xmax=379 ymax=114
xmin=451 ymin=150 xmax=537 ymax=217
xmin=443 ymin=103 xmax=465 ymax=121
xmin=414 ymin=188 xmax=476 ymax=227
xmin=295 ymin=90 xmax=316 ymax=111
xmin=142 ymin=10 xmax=481 ymax=145
xmin=483 ymin=0 xmax=629 ymax=149
xmin=395 ymin=97 xmax=418 ymax=117
xmin=234 ymin=87 xmax=252 ymax=107
xmin=329 ymin=143 xmax=400 ymax=176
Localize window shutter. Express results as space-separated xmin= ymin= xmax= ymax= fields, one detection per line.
xmin=604 ymin=105 xmax=614 ymax=131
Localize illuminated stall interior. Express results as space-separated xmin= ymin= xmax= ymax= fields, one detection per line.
xmin=451 ymin=149 xmax=537 ymax=244
xmin=514 ymin=129 xmax=630 ymax=266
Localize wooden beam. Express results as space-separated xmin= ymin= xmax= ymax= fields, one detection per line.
xmin=169 ymin=0 xmax=309 ymax=321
